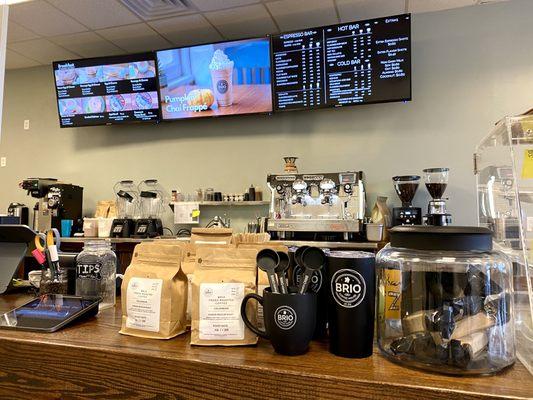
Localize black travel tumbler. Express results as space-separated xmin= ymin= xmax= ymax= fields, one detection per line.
xmin=326 ymin=251 xmax=375 ymax=358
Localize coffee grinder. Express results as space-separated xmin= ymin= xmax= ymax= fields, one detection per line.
xmin=392 ymin=175 xmax=422 ymax=226
xmin=110 ymin=180 xmax=139 ymax=238
xmin=423 ymin=167 xmax=452 ymax=226
xmin=133 ymin=179 xmax=165 ymax=238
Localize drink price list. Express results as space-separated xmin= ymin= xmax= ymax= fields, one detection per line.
xmin=272 ymin=14 xmax=411 ymax=111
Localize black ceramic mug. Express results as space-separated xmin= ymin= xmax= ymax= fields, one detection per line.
xmin=241 ymin=288 xmax=317 ymax=356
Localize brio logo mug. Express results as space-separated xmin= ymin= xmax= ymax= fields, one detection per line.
xmin=241 ymin=288 xmax=317 ymax=356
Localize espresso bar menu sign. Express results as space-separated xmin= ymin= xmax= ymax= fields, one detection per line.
xmin=53 ymin=53 xmax=160 ymax=127
xmin=272 ymin=14 xmax=411 ymax=111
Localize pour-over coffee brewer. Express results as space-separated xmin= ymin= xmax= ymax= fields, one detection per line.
xmin=392 ymin=175 xmax=422 ymax=226
xmin=423 ymin=167 xmax=452 ymax=226
xmin=133 ymin=179 xmax=165 ymax=238
xmin=110 ymin=180 xmax=139 ymax=238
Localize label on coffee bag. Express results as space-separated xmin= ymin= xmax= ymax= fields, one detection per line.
xmin=126 ymin=277 xmax=163 ymax=332
xmin=199 ymin=283 xmax=245 ymax=340
xmin=331 ymin=269 xmax=366 ymax=308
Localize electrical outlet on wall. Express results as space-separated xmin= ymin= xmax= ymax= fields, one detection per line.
xmin=24 ymin=120 xmax=30 ymax=130
xmin=0 ymin=157 xmax=6 ymax=167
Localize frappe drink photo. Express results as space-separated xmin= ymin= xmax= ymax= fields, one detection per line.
xmin=209 ymin=50 xmax=234 ymax=107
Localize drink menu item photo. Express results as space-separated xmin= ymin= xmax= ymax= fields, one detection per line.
xmin=157 ymin=37 xmax=273 ymax=120
xmin=53 ymin=53 xmax=160 ymax=127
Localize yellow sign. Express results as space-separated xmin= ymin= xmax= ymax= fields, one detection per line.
xmin=522 ymin=149 xmax=533 ymax=179
xmin=384 ymin=269 xmax=401 ymax=319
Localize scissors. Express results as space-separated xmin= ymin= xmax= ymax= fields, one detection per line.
xmin=33 ymin=229 xmax=61 ymax=279
xmin=34 ymin=228 xmax=61 ymax=254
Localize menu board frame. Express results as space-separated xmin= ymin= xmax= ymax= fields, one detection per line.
xmin=52 ymin=52 xmax=162 ymax=128
xmin=270 ymin=14 xmax=412 ymax=113
xmin=155 ymin=35 xmax=274 ymax=122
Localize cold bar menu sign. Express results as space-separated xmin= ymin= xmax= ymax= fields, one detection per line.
xmin=272 ymin=14 xmax=411 ymax=111
xmin=53 ymin=53 xmax=160 ymax=127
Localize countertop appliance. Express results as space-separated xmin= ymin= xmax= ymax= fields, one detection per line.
xmin=392 ymin=175 xmax=422 ymax=226
xmin=267 ymin=171 xmax=365 ymax=241
xmin=110 ymin=180 xmax=139 ymax=238
xmin=423 ymin=168 xmax=452 ymax=226
xmin=21 ymin=178 xmax=83 ymax=233
xmin=133 ymin=179 xmax=166 ymax=238
xmin=7 ymin=203 xmax=29 ymax=225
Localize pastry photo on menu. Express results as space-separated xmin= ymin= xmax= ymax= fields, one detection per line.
xmin=58 ymin=98 xmax=82 ymax=116
xmin=82 ymin=96 xmax=106 ymax=114
xmin=105 ymin=94 xmax=132 ymax=112
xmin=132 ymin=91 xmax=157 ymax=110
xmin=55 ymin=67 xmax=79 ymax=86
xmin=129 ymin=61 xmax=156 ymax=79
xmin=79 ymin=66 xmax=103 ymax=84
xmin=103 ymin=64 xmax=129 ymax=82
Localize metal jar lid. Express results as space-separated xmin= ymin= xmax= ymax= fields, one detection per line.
xmin=389 ymin=226 xmax=493 ymax=252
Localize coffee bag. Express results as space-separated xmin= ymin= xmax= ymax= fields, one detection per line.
xmin=120 ymin=242 xmax=187 ymax=339
xmin=191 ymin=247 xmax=258 ymax=346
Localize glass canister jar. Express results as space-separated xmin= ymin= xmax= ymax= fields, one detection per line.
xmin=376 ymin=226 xmax=515 ymax=375
xmin=75 ymin=240 xmax=117 ymax=310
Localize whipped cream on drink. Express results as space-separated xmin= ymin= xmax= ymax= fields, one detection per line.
xmin=209 ymin=50 xmax=234 ymax=70
xmin=209 ymin=50 xmax=234 ymax=106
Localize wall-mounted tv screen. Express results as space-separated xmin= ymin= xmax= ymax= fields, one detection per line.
xmin=271 ymin=14 xmax=411 ymax=112
xmin=53 ymin=53 xmax=160 ymax=127
xmin=157 ymin=37 xmax=272 ymax=120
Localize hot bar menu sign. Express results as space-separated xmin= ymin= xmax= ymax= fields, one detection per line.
xmin=272 ymin=14 xmax=411 ymax=111
xmin=53 ymin=53 xmax=160 ymax=127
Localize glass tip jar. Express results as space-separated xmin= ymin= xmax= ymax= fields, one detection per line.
xmin=75 ymin=240 xmax=117 ymax=310
xmin=376 ymin=226 xmax=515 ymax=375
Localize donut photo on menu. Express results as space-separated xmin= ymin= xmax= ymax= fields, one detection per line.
xmin=82 ymin=96 xmax=106 ymax=114
xmin=58 ymin=98 xmax=82 ymax=116
xmin=133 ymin=92 xmax=155 ymax=110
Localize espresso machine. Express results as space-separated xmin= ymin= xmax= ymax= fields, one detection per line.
xmin=267 ymin=171 xmax=366 ymax=241
xmin=392 ymin=175 xmax=422 ymax=226
xmin=423 ymin=167 xmax=452 ymax=226
xmin=110 ymin=180 xmax=139 ymax=238
xmin=20 ymin=178 xmax=83 ymax=233
xmin=133 ymin=179 xmax=165 ymax=238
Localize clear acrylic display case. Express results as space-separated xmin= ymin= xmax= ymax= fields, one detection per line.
xmin=475 ymin=113 xmax=533 ymax=375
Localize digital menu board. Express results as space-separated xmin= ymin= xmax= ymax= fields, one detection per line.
xmin=157 ymin=37 xmax=272 ymax=120
xmin=53 ymin=53 xmax=160 ymax=127
xmin=272 ymin=14 xmax=411 ymax=111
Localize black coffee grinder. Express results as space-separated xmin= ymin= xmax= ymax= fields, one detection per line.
xmin=423 ymin=167 xmax=452 ymax=226
xmin=392 ymin=176 xmax=422 ymax=226
xmin=110 ymin=180 xmax=139 ymax=238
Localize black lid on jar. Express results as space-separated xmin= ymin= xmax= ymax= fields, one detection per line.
xmin=389 ymin=226 xmax=493 ymax=251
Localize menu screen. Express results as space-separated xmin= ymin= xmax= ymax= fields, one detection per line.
xmin=157 ymin=37 xmax=272 ymax=120
xmin=272 ymin=14 xmax=411 ymax=111
xmin=53 ymin=53 xmax=160 ymax=127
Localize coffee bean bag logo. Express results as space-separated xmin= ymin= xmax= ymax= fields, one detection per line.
xmin=274 ymin=306 xmax=297 ymax=330
xmin=331 ymin=269 xmax=366 ymax=308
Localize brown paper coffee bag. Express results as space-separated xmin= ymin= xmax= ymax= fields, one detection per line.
xmin=191 ymin=228 xmax=233 ymax=245
xmin=120 ymin=242 xmax=187 ymax=339
xmin=191 ymin=247 xmax=258 ymax=346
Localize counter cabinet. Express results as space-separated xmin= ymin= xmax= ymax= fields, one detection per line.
xmin=0 ymin=295 xmax=530 ymax=400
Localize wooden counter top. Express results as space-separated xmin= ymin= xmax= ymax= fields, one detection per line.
xmin=0 ymin=294 xmax=531 ymax=400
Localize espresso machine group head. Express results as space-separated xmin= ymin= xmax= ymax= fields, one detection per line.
xmin=20 ymin=178 xmax=83 ymax=233
xmin=392 ymin=175 xmax=422 ymax=226
xmin=423 ymin=167 xmax=452 ymax=226
xmin=267 ymin=171 xmax=366 ymax=241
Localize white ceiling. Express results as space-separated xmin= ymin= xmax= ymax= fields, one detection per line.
xmin=4 ymin=0 xmax=508 ymax=70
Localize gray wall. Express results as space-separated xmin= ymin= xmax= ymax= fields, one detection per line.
xmin=0 ymin=0 xmax=532 ymax=232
